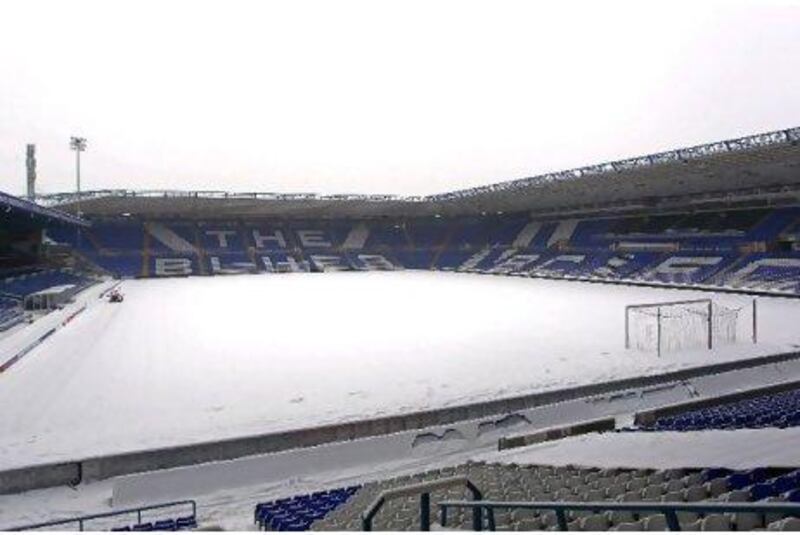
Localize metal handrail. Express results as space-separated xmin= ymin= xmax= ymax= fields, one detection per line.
xmin=437 ymin=499 xmax=800 ymax=531
xmin=361 ymin=476 xmax=483 ymax=531
xmin=8 ymin=499 xmax=197 ymax=531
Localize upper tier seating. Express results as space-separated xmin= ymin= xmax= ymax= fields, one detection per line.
xmin=601 ymin=210 xmax=769 ymax=239
xmin=90 ymin=223 xmax=146 ymax=252
xmin=86 ymin=254 xmax=143 ymax=278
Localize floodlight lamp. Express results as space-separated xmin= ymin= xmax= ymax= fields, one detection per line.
xmin=70 ymin=137 xmax=87 ymax=151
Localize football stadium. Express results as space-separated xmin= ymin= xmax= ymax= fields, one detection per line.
xmin=3 ymin=1 xmax=800 ymax=532
xmin=3 ymin=127 xmax=800 ymax=530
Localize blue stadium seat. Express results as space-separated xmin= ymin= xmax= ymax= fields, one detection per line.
xmin=749 ymin=483 xmax=775 ymax=501
xmin=641 ymin=388 xmax=800 ymax=432
xmin=773 ymin=475 xmax=798 ymax=494
xmin=254 ymin=484 xmax=361 ymax=531
xmin=727 ymin=473 xmax=753 ymax=491
xmin=703 ymin=468 xmax=734 ymax=481
xmin=153 ymin=519 xmax=176 ymax=531
xmin=785 ymin=489 xmax=800 ymax=503
xmin=45 ymin=207 xmax=800 ymax=296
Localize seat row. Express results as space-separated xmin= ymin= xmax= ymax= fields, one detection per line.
xmin=641 ymin=388 xmax=800 ymax=432
xmin=265 ymin=462 xmax=800 ymax=531
xmin=0 ymin=268 xmax=90 ymax=298
xmin=254 ymin=486 xmax=360 ymax=531
xmin=110 ymin=515 xmax=197 ymax=531
xmin=0 ymin=298 xmax=24 ymax=331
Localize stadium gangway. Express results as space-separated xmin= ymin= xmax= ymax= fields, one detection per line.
xmin=361 ymin=476 xmax=484 ymax=531
xmin=7 ymin=499 xmax=197 ymax=531
xmin=436 ymin=499 xmax=800 ymax=531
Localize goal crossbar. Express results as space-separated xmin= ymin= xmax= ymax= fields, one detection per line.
xmin=625 ymin=298 xmax=712 ymax=311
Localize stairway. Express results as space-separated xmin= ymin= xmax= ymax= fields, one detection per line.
xmin=458 ymin=247 xmax=492 ymax=271
xmin=144 ymin=222 xmax=197 ymax=253
xmin=512 ymin=221 xmax=542 ymax=249
xmin=430 ymin=226 xmax=456 ymax=269
xmin=342 ymin=224 xmax=370 ymax=250
xmin=547 ymin=219 xmax=580 ymax=248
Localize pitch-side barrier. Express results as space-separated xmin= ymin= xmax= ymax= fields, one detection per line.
xmin=2 ymin=349 xmax=800 ymax=495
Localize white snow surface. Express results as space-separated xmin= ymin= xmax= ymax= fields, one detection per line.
xmin=482 ymin=428 xmax=800 ymax=470
xmin=1 ymin=271 xmax=800 ymax=470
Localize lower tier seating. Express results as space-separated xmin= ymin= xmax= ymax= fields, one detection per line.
xmin=639 ymin=388 xmax=800 ymax=432
xmin=11 ymin=506 xmax=198 ymax=532
xmin=0 ymin=268 xmax=92 ymax=298
xmin=246 ymin=462 xmax=800 ymax=531
xmin=111 ymin=515 xmax=197 ymax=531
xmin=0 ymin=297 xmax=24 ymax=331
xmin=254 ymin=486 xmax=360 ymax=530
xmin=40 ymin=206 xmax=800 ymax=295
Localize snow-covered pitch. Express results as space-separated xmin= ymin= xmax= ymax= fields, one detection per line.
xmin=1 ymin=271 xmax=800 ymax=470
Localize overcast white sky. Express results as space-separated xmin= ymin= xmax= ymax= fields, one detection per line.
xmin=1 ymin=0 xmax=799 ymax=197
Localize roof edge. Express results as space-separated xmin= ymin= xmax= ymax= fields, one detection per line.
xmin=35 ymin=125 xmax=800 ymax=207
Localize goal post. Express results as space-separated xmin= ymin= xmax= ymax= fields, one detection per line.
xmin=625 ymin=298 xmax=757 ymax=357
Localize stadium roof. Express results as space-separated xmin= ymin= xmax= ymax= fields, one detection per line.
xmin=0 ymin=191 xmax=88 ymax=230
xmin=38 ymin=126 xmax=800 ymax=220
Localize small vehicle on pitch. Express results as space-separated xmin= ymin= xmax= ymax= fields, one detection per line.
xmin=108 ymin=289 xmax=124 ymax=303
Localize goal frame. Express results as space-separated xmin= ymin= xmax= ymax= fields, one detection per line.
xmin=625 ymin=298 xmax=712 ymax=357
xmin=625 ymin=298 xmax=758 ymax=357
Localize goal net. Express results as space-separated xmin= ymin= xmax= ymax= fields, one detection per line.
xmin=626 ymin=298 xmax=748 ymax=355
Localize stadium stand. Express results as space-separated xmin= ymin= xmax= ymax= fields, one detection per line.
xmin=236 ymin=461 xmax=800 ymax=531
xmin=638 ymin=388 xmax=800 ymax=432
xmin=254 ymin=486 xmax=360 ymax=531
xmin=716 ymin=253 xmax=800 ymax=294
xmin=39 ymin=206 xmax=800 ymax=296
xmin=0 ymin=190 xmax=93 ymax=319
xmin=0 ymin=268 xmax=91 ymax=298
xmin=7 ymin=126 xmax=800 ymax=531
xmin=0 ymin=295 xmax=24 ymax=331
